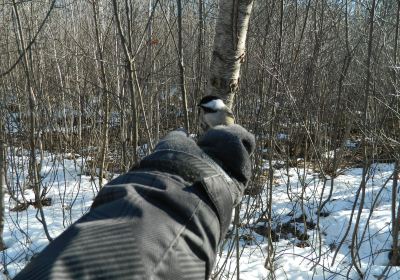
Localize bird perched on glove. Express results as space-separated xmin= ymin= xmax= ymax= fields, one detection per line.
xmin=198 ymin=95 xmax=235 ymax=133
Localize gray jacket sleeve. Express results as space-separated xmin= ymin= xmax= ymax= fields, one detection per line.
xmin=13 ymin=125 xmax=255 ymax=280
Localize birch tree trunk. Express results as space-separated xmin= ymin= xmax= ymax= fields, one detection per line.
xmin=0 ymin=117 xmax=5 ymax=250
xmin=206 ymin=0 xmax=254 ymax=110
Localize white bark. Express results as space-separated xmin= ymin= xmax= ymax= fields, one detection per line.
xmin=207 ymin=0 xmax=254 ymax=109
xmin=0 ymin=121 xmax=5 ymax=250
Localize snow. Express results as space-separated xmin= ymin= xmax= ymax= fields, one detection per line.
xmin=215 ymin=162 xmax=400 ymax=279
xmin=1 ymin=150 xmax=399 ymax=279
xmin=1 ymin=150 xmax=102 ymax=278
xmin=345 ymin=139 xmax=360 ymax=150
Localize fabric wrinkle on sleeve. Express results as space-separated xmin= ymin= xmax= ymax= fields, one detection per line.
xmin=200 ymin=175 xmax=235 ymax=242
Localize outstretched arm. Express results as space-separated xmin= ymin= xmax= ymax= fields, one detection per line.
xmin=14 ymin=125 xmax=255 ymax=280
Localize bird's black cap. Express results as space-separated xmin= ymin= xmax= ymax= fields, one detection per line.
xmin=198 ymin=95 xmax=222 ymax=106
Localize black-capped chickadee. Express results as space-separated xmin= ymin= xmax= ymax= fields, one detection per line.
xmin=198 ymin=95 xmax=235 ymax=133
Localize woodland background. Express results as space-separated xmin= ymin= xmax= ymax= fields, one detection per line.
xmin=0 ymin=0 xmax=399 ymax=279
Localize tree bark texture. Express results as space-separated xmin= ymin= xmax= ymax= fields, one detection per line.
xmin=0 ymin=122 xmax=5 ymax=250
xmin=207 ymin=0 xmax=254 ymax=110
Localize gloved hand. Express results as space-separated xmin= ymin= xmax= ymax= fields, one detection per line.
xmin=197 ymin=124 xmax=255 ymax=185
xmin=153 ymin=125 xmax=255 ymax=184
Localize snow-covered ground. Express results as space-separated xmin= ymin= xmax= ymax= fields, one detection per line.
xmin=1 ymin=150 xmax=399 ymax=279
xmin=1 ymin=149 xmax=103 ymax=278
xmin=215 ymin=162 xmax=400 ymax=279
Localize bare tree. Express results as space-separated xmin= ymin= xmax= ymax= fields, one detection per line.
xmin=392 ymin=162 xmax=400 ymax=265
xmin=177 ymin=0 xmax=190 ymax=132
xmin=349 ymin=0 xmax=376 ymax=277
xmin=0 ymin=109 xmax=5 ymax=250
xmin=112 ymin=0 xmax=155 ymax=162
xmin=390 ymin=0 xmax=400 ymax=267
xmin=11 ymin=0 xmax=53 ymax=242
xmin=91 ymin=0 xmax=110 ymax=187
xmin=207 ymin=0 xmax=254 ymax=109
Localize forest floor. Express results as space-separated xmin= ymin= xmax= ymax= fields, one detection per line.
xmin=1 ymin=150 xmax=399 ymax=279
xmin=216 ymin=161 xmax=400 ymax=279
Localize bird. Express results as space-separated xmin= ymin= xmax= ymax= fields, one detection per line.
xmin=198 ymin=95 xmax=235 ymax=133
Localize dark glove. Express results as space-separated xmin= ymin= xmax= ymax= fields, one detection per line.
xmin=143 ymin=125 xmax=255 ymax=208
xmin=197 ymin=124 xmax=255 ymax=185
xmin=153 ymin=129 xmax=200 ymax=155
